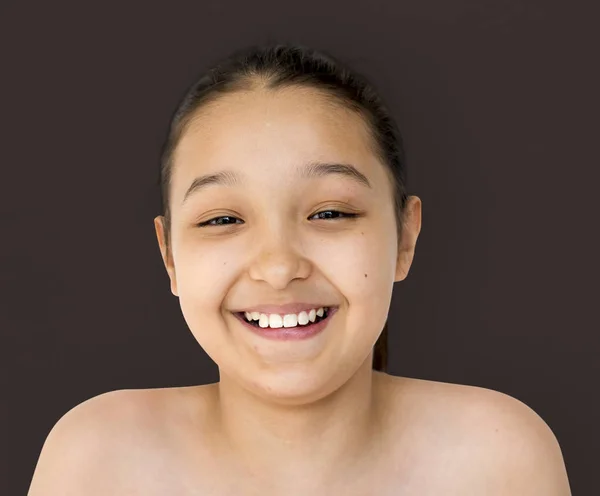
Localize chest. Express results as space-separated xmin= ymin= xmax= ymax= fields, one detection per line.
xmin=107 ymin=440 xmax=478 ymax=496
xmin=106 ymin=382 xmax=490 ymax=495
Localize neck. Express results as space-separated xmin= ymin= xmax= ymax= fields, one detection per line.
xmin=209 ymin=354 xmax=388 ymax=481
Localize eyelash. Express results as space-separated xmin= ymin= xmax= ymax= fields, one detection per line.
xmin=197 ymin=210 xmax=360 ymax=228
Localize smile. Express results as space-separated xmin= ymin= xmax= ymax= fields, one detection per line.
xmin=232 ymin=307 xmax=338 ymax=341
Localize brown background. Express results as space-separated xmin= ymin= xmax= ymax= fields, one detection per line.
xmin=1 ymin=0 xmax=598 ymax=494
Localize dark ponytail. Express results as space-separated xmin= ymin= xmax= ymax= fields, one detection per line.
xmin=158 ymin=42 xmax=410 ymax=373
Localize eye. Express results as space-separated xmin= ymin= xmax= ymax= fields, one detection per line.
xmin=197 ymin=215 xmax=242 ymax=227
xmin=196 ymin=210 xmax=359 ymax=227
xmin=309 ymin=210 xmax=360 ymax=221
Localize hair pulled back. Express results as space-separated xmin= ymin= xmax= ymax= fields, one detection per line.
xmin=158 ymin=42 xmax=410 ymax=373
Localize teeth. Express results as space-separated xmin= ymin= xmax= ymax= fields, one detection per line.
xmin=243 ymin=307 xmax=328 ymax=329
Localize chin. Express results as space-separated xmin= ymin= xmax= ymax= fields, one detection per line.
xmin=235 ymin=362 xmax=352 ymax=405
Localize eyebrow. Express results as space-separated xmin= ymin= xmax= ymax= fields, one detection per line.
xmin=181 ymin=161 xmax=372 ymax=205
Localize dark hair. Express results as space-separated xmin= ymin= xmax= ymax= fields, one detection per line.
xmin=158 ymin=42 xmax=410 ymax=373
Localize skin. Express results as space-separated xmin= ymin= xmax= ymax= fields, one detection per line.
xmin=27 ymin=84 xmax=571 ymax=495
xmin=152 ymin=85 xmax=423 ymax=487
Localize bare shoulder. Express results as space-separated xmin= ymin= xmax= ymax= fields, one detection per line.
xmin=27 ymin=387 xmax=208 ymax=496
xmin=27 ymin=390 xmax=116 ymax=495
xmin=460 ymin=383 xmax=571 ymax=495
xmin=383 ymin=375 xmax=572 ymax=495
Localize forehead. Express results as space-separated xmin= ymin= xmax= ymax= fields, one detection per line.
xmin=171 ymin=87 xmax=384 ymax=198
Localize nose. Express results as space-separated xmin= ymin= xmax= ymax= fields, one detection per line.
xmin=246 ymin=226 xmax=312 ymax=289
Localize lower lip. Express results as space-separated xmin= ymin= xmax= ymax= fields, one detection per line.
xmin=232 ymin=307 xmax=338 ymax=341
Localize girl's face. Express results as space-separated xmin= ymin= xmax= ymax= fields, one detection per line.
xmin=155 ymin=87 xmax=413 ymax=401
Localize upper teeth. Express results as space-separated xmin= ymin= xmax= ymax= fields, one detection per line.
xmin=244 ymin=307 xmax=328 ymax=328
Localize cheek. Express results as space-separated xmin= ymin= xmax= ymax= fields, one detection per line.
xmin=315 ymin=230 xmax=395 ymax=297
xmin=172 ymin=251 xmax=231 ymax=347
xmin=325 ymin=230 xmax=396 ymax=337
xmin=176 ymin=282 xmax=235 ymax=366
xmin=176 ymin=257 xmax=222 ymax=304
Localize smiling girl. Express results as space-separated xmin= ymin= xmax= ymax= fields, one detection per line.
xmin=28 ymin=42 xmax=571 ymax=496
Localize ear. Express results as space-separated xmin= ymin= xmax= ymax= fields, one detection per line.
xmin=394 ymin=196 xmax=422 ymax=283
xmin=154 ymin=216 xmax=179 ymax=297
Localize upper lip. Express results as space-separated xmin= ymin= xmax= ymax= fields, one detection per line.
xmin=232 ymin=303 xmax=337 ymax=315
